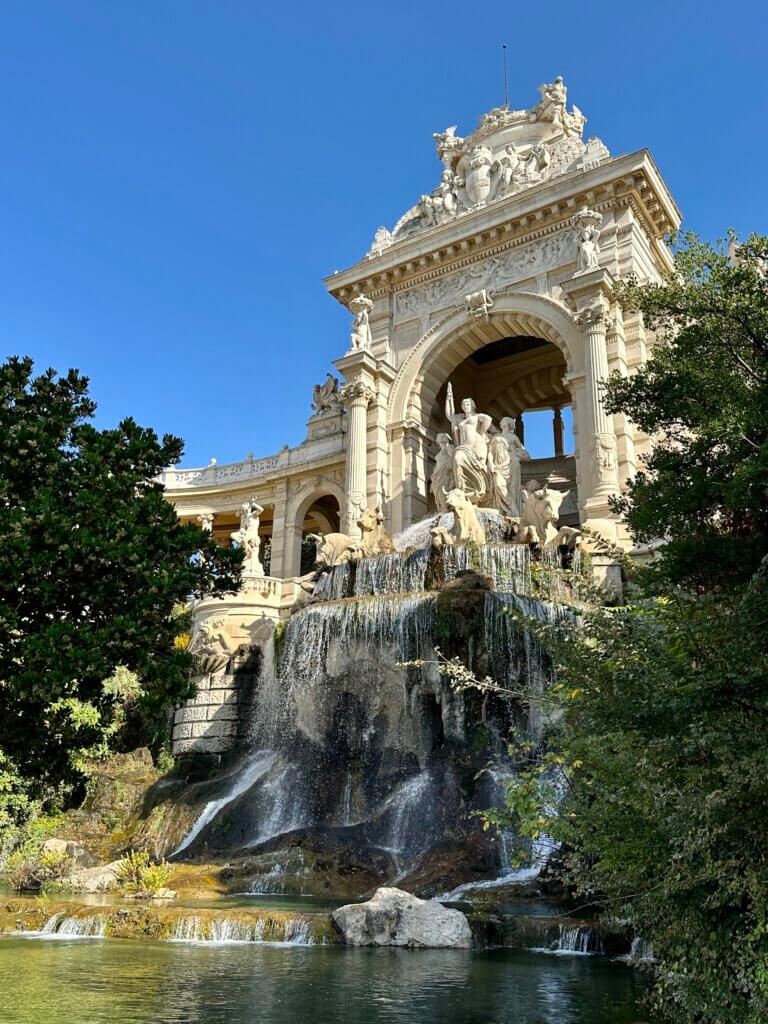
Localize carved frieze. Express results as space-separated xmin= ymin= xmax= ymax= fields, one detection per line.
xmin=394 ymin=232 xmax=573 ymax=320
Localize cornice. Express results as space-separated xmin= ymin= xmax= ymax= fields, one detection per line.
xmin=325 ymin=150 xmax=680 ymax=302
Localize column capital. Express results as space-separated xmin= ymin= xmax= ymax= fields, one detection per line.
xmin=574 ymin=297 xmax=612 ymax=332
xmin=340 ymin=379 xmax=376 ymax=407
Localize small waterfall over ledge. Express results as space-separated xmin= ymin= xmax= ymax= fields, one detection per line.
xmin=173 ymin=519 xmax=575 ymax=894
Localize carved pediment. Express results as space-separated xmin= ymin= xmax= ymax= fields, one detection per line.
xmin=365 ymin=78 xmax=609 ymax=259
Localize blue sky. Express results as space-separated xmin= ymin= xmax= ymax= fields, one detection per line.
xmin=1 ymin=2 xmax=766 ymax=465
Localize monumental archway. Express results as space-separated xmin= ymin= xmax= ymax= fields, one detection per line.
xmin=386 ymin=291 xmax=587 ymax=530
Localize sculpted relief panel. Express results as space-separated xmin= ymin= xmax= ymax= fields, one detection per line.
xmin=394 ymin=232 xmax=573 ymax=320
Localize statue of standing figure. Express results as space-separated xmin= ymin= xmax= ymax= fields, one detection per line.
xmin=445 ymin=384 xmax=494 ymax=503
xmin=489 ymin=417 xmax=531 ymax=516
xmin=348 ymin=295 xmax=374 ymax=352
xmin=231 ymin=499 xmax=264 ymax=577
xmin=430 ymin=433 xmax=456 ymax=512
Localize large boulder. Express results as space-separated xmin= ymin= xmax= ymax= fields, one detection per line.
xmin=65 ymin=859 xmax=123 ymax=893
xmin=332 ymin=886 xmax=472 ymax=948
xmin=41 ymin=838 xmax=98 ymax=870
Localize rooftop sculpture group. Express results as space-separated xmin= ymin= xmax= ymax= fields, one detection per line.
xmin=366 ymin=77 xmax=609 ymax=258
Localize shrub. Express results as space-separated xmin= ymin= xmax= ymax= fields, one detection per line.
xmin=116 ymin=848 xmax=173 ymax=895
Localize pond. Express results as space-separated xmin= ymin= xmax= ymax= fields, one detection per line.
xmin=0 ymin=935 xmax=650 ymax=1024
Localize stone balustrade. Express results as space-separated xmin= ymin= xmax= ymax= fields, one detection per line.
xmin=160 ymin=434 xmax=345 ymax=492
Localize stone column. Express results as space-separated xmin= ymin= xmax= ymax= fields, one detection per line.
xmin=552 ymin=408 xmax=564 ymax=457
xmin=515 ymin=413 xmax=525 ymax=445
xmin=575 ymin=297 xmax=620 ymax=505
xmin=341 ymin=380 xmax=375 ymax=536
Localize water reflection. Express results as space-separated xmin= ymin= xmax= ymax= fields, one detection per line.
xmin=0 ymin=938 xmax=648 ymax=1024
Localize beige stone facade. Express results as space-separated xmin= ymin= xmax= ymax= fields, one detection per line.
xmin=163 ymin=79 xmax=681 ymax=757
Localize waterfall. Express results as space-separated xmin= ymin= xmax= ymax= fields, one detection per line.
xmin=278 ymin=594 xmax=437 ymax=691
xmin=33 ymin=914 xmax=105 ymax=939
xmin=484 ymin=592 xmax=571 ymax=739
xmin=353 ymin=549 xmax=430 ymax=596
xmin=554 ymin=924 xmax=602 ymax=955
xmin=313 ymin=562 xmax=353 ymax=601
xmin=441 ymin=544 xmax=531 ymax=594
xmin=170 ymin=915 xmax=315 ymax=944
xmin=249 ymin=863 xmax=286 ymax=894
xmin=171 ymin=750 xmax=278 ymax=858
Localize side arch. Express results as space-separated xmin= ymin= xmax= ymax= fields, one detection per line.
xmin=282 ymin=480 xmax=345 ymax=578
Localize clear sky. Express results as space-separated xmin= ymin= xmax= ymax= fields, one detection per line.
xmin=1 ymin=1 xmax=766 ymax=466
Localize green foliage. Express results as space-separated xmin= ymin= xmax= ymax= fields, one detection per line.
xmin=116 ymin=849 xmax=173 ymax=895
xmin=0 ymin=356 xmax=243 ymax=811
xmin=488 ymin=234 xmax=768 ymax=1023
xmin=607 ymin=232 xmax=768 ymax=588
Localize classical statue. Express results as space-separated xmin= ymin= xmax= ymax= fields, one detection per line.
xmin=489 ymin=417 xmax=531 ymax=516
xmin=190 ymin=617 xmax=240 ymax=676
xmin=430 ymin=433 xmax=456 ymax=512
xmin=309 ymin=507 xmax=395 ymax=570
xmin=524 ymin=141 xmax=551 ymax=180
xmin=573 ymin=209 xmax=603 ymax=274
xmin=445 ymin=384 xmax=494 ymax=503
xmin=495 ymin=143 xmax=524 ymax=193
xmin=312 ymin=373 xmax=341 ymax=414
xmin=535 ymin=76 xmax=568 ymax=130
xmin=348 ymin=295 xmax=374 ymax=352
xmin=230 ymin=499 xmax=264 ymax=577
xmin=433 ymin=125 xmax=464 ymax=171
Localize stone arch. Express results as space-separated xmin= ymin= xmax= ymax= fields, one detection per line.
xmin=388 ymin=290 xmax=583 ymax=428
xmin=386 ymin=290 xmax=587 ymax=531
xmin=283 ymin=479 xmax=345 ymax=578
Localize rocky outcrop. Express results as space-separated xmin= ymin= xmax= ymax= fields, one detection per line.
xmin=332 ymin=886 xmax=472 ymax=948
xmin=65 ymin=860 xmax=123 ymax=893
xmin=41 ymin=838 xmax=98 ymax=871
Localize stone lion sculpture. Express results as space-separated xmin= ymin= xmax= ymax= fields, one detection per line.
xmin=309 ymin=507 xmax=395 ymax=569
xmin=430 ymin=488 xmax=487 ymax=548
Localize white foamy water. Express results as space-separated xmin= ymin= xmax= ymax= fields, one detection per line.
xmin=171 ymin=750 xmax=278 ymax=857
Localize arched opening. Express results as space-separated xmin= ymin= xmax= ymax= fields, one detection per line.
xmin=299 ymin=495 xmax=342 ymax=574
xmin=282 ymin=486 xmax=345 ymax=579
xmin=426 ymin=334 xmax=578 ymax=522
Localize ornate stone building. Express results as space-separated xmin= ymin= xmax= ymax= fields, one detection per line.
xmin=163 ymin=79 xmax=680 ymax=756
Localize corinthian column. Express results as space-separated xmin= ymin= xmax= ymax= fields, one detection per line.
xmin=575 ymin=298 xmax=620 ymax=504
xmin=341 ymin=380 xmax=375 ymax=536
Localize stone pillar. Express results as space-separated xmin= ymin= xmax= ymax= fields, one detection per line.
xmin=515 ymin=413 xmax=525 ymax=445
xmin=341 ymin=380 xmax=375 ymax=536
xmin=575 ymin=298 xmax=620 ymax=507
xmin=562 ymin=268 xmax=621 ymax=538
xmin=552 ymin=408 xmax=564 ymax=457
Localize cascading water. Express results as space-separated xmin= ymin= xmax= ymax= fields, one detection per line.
xmin=171 ymin=514 xmax=577 ymax=895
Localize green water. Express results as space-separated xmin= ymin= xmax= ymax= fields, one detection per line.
xmin=0 ymin=936 xmax=649 ymax=1024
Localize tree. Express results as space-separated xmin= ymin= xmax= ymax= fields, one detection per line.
xmin=492 ymin=234 xmax=768 ymax=1023
xmin=0 ymin=357 xmax=242 ymax=806
xmin=607 ymin=232 xmax=768 ymax=588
